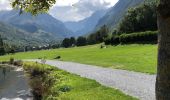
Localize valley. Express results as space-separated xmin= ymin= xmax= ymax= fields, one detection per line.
xmin=0 ymin=0 xmax=161 ymax=99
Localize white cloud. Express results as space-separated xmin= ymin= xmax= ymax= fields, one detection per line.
xmin=50 ymin=0 xmax=119 ymax=22
xmin=0 ymin=0 xmax=119 ymax=22
xmin=105 ymin=0 xmax=119 ymax=7
xmin=54 ymin=0 xmax=79 ymax=6
xmin=0 ymin=0 xmax=12 ymax=10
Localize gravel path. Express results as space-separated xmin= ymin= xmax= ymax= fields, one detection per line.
xmin=32 ymin=59 xmax=156 ymax=100
xmin=0 ymin=66 xmax=32 ymax=100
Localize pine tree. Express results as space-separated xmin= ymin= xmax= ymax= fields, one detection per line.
xmin=0 ymin=35 xmax=5 ymax=55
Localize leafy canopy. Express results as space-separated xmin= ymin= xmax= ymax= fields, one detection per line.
xmin=12 ymin=0 xmax=56 ymax=15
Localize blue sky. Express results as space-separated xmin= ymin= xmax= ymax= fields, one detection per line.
xmin=0 ymin=0 xmax=118 ymax=22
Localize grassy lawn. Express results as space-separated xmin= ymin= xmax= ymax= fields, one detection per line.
xmin=24 ymin=62 xmax=137 ymax=100
xmin=0 ymin=44 xmax=157 ymax=74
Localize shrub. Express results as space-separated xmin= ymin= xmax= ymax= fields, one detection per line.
xmin=76 ymin=36 xmax=87 ymax=46
xmin=9 ymin=57 xmax=14 ymax=64
xmin=104 ymin=37 xmax=111 ymax=45
xmin=13 ymin=60 xmax=23 ymax=66
xmin=104 ymin=35 xmax=120 ymax=45
xmin=111 ymin=36 xmax=120 ymax=45
xmin=1 ymin=61 xmax=9 ymax=64
xmin=23 ymin=62 xmax=55 ymax=100
xmin=119 ymin=31 xmax=158 ymax=44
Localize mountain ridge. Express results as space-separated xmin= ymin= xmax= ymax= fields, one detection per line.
xmin=64 ymin=9 xmax=107 ymax=36
xmin=95 ymin=0 xmax=144 ymax=31
xmin=0 ymin=10 xmax=74 ymax=46
xmin=0 ymin=10 xmax=73 ymax=39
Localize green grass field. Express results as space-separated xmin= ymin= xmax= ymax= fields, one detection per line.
xmin=24 ymin=62 xmax=137 ymax=100
xmin=0 ymin=44 xmax=157 ymax=74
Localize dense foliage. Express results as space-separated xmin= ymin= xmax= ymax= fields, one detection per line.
xmin=103 ymin=0 xmax=158 ymax=45
xmin=117 ymin=2 xmax=157 ymax=34
xmin=87 ymin=25 xmax=109 ymax=45
xmin=62 ymin=38 xmax=72 ymax=48
xmin=104 ymin=35 xmax=120 ymax=45
xmin=12 ymin=0 xmax=56 ymax=15
xmin=104 ymin=31 xmax=158 ymax=45
xmin=23 ymin=62 xmax=57 ymax=99
xmin=119 ymin=31 xmax=158 ymax=44
xmin=0 ymin=35 xmax=5 ymax=55
xmin=76 ymin=36 xmax=87 ymax=46
xmin=62 ymin=37 xmax=76 ymax=48
xmin=23 ymin=62 xmax=135 ymax=99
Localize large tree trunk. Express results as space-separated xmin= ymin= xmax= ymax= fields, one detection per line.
xmin=156 ymin=0 xmax=170 ymax=99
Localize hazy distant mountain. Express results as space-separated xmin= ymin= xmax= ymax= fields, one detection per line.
xmin=65 ymin=10 xmax=107 ymax=36
xmin=0 ymin=10 xmax=72 ymax=39
xmin=95 ymin=0 xmax=144 ymax=31
xmin=0 ymin=22 xmax=51 ymax=46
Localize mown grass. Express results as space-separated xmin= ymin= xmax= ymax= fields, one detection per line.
xmin=24 ymin=62 xmax=137 ymax=100
xmin=0 ymin=44 xmax=157 ymax=74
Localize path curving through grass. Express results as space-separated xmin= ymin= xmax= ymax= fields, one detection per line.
xmin=32 ymin=59 xmax=156 ymax=100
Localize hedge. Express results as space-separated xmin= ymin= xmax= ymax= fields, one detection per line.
xmin=119 ymin=31 xmax=158 ymax=44
xmin=104 ymin=31 xmax=158 ymax=45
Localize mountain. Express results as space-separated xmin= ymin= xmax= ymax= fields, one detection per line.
xmin=0 ymin=10 xmax=72 ymax=40
xmin=95 ymin=0 xmax=144 ymax=31
xmin=65 ymin=10 xmax=107 ymax=36
xmin=0 ymin=22 xmax=49 ymax=46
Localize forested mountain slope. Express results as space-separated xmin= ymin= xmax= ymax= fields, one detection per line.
xmin=95 ymin=0 xmax=144 ymax=30
xmin=0 ymin=10 xmax=72 ymax=40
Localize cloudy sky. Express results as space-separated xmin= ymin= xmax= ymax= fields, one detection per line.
xmin=0 ymin=0 xmax=119 ymax=22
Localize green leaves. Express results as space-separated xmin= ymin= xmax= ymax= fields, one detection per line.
xmin=12 ymin=0 xmax=56 ymax=15
xmin=117 ymin=1 xmax=157 ymax=34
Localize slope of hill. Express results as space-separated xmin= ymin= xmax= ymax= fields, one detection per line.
xmin=0 ymin=10 xmax=72 ymax=40
xmin=95 ymin=0 xmax=144 ymax=30
xmin=0 ymin=22 xmax=52 ymax=46
xmin=65 ymin=10 xmax=107 ymax=36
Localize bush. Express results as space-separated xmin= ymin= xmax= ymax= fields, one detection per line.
xmin=9 ymin=57 xmax=14 ymax=64
xmin=23 ymin=62 xmax=55 ymax=100
xmin=119 ymin=31 xmax=158 ymax=44
xmin=104 ymin=35 xmax=120 ymax=45
xmin=117 ymin=2 xmax=157 ymax=34
xmin=104 ymin=37 xmax=111 ymax=45
xmin=76 ymin=36 xmax=87 ymax=46
xmin=111 ymin=36 xmax=120 ymax=45
xmin=13 ymin=60 xmax=23 ymax=66
xmin=1 ymin=61 xmax=9 ymax=64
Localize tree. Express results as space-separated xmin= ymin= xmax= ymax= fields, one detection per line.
xmin=87 ymin=25 xmax=109 ymax=45
xmin=156 ymin=0 xmax=170 ymax=99
xmin=0 ymin=35 xmax=5 ymax=55
xmin=70 ymin=37 xmax=76 ymax=46
xmin=87 ymin=33 xmax=97 ymax=45
xmin=12 ymin=0 xmax=56 ymax=15
xmin=96 ymin=25 xmax=109 ymax=43
xmin=62 ymin=38 xmax=71 ymax=48
xmin=76 ymin=37 xmax=87 ymax=46
xmin=117 ymin=2 xmax=157 ymax=34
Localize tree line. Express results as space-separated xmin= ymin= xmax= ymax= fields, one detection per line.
xmin=116 ymin=1 xmax=157 ymax=34
xmin=61 ymin=25 xmax=109 ymax=48
xmin=0 ymin=35 xmax=5 ymax=55
xmin=104 ymin=31 xmax=158 ymax=45
xmin=62 ymin=1 xmax=158 ymax=48
xmin=0 ymin=35 xmax=22 ymax=55
xmin=104 ymin=1 xmax=158 ymax=45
